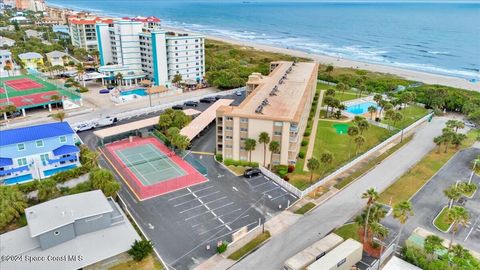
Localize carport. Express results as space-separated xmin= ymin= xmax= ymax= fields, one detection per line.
xmin=94 ymin=116 xmax=159 ymax=145
xmin=180 ymin=99 xmax=234 ymax=141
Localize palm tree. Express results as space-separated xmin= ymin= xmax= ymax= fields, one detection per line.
xmin=446 ymin=120 xmax=465 ymax=133
xmin=3 ymin=64 xmax=12 ymax=77
xmin=347 ymin=125 xmax=359 ymax=158
xmin=52 ymin=110 xmax=66 ymax=122
xmin=258 ymin=132 xmax=271 ymax=167
xmin=268 ymin=141 xmax=280 ymax=169
xmin=307 ymin=157 xmax=320 ymax=183
xmin=76 ymin=63 xmax=86 ymax=87
xmin=368 ymin=106 xmax=377 ymax=120
xmin=354 ymin=135 xmax=366 ymax=155
xmin=244 ymin=138 xmax=256 ymax=162
xmin=50 ymin=94 xmax=61 ymax=109
xmin=361 ymin=188 xmax=379 ymax=244
xmin=358 ymin=84 xmax=367 ymax=99
xmin=0 ymin=186 xmax=28 ymax=229
xmin=433 ymin=135 xmax=445 ymax=153
xmin=325 ymin=65 xmax=334 ymax=76
xmin=391 ymin=112 xmax=404 ymax=129
xmin=357 ymin=119 xmax=369 ymax=134
xmin=452 ymin=133 xmax=467 ymax=149
xmin=446 ymin=206 xmax=469 ymax=250
xmin=424 ymin=235 xmax=443 ymax=260
xmin=336 ymin=82 xmax=346 ymax=97
xmin=393 ymin=201 xmax=414 ymax=248
xmin=319 ymin=151 xmax=333 ymax=176
xmin=369 ymin=222 xmax=389 ymax=243
xmin=326 ymin=88 xmax=336 ymax=97
xmin=444 ymin=185 xmax=462 ymax=209
xmin=115 ymin=72 xmax=123 ymax=86
xmin=37 ymin=179 xmax=60 ymax=202
xmin=442 ymin=128 xmax=455 ymax=153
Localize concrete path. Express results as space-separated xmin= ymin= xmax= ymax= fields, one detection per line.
xmin=304 ymin=90 xmax=324 ymax=171
xmin=231 ymin=116 xmax=448 ymax=270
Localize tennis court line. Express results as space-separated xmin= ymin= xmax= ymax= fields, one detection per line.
xmin=145 ymin=143 xmax=185 ymax=177
xmin=117 ymin=149 xmax=151 ymax=186
xmin=137 ymin=152 xmax=178 ymax=185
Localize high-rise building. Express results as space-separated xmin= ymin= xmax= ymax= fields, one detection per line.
xmin=216 ymin=61 xmax=319 ymax=166
xmin=68 ymin=15 xmax=113 ymax=51
xmin=96 ymin=17 xmax=205 ymax=86
xmin=15 ymin=0 xmax=45 ymax=12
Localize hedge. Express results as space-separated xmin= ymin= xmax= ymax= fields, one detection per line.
xmin=223 ymin=159 xmax=259 ymax=168
xmin=215 ymin=154 xmax=223 ymax=162
xmin=301 ymin=140 xmax=308 ymax=146
xmin=298 ymin=152 xmax=306 ymax=159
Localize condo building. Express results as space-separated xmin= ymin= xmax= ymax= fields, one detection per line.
xmin=216 ymin=61 xmax=318 ymax=166
xmin=68 ymin=15 xmax=113 ymax=51
xmin=96 ymin=17 xmax=205 ymax=86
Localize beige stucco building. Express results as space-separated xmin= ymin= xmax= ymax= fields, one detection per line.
xmin=216 ymin=61 xmax=318 ymax=166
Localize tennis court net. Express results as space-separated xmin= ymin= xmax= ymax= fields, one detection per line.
xmin=122 ymin=152 xmax=175 ymax=168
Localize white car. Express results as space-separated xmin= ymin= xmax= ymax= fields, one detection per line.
xmin=464 ymin=121 xmax=476 ymax=128
xmin=235 ymin=90 xmax=243 ymax=96
xmin=74 ymin=123 xmax=96 ymax=132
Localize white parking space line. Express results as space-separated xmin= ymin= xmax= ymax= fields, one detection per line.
xmin=184 ymin=202 xmax=234 ymax=221
xmin=173 ymin=191 xmax=221 ymax=207
xmin=191 ymin=208 xmax=243 ymax=228
xmin=271 ymin=193 xmax=289 ymax=201
xmin=168 ymin=192 xmax=194 ymax=201
xmin=252 ymin=181 xmax=271 ymax=188
xmin=263 ymin=186 xmax=280 ymax=195
xmin=179 ymin=203 xmax=204 ymax=214
xmin=190 ymin=185 xmax=215 ymax=193
xmin=464 ymin=214 xmax=480 ymax=241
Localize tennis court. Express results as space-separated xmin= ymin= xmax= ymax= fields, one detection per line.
xmin=0 ymin=74 xmax=80 ymax=109
xmin=116 ymin=143 xmax=186 ymax=186
xmin=5 ymin=78 xmax=43 ymax=90
xmin=103 ymin=137 xmax=208 ymax=200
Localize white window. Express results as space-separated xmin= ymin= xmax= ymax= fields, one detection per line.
xmin=59 ymin=136 xmax=67 ymax=143
xmin=240 ymin=118 xmax=248 ymax=123
xmin=35 ymin=140 xmax=44 ymax=148
xmin=17 ymin=157 xmax=27 ymax=166
xmin=225 ymin=136 xmax=233 ymax=140
xmin=17 ymin=143 xmax=25 ymax=151
xmin=40 ymin=154 xmax=49 ymax=163
xmin=274 ymin=122 xmax=283 ymax=127
xmin=274 ymin=131 xmax=282 ymax=136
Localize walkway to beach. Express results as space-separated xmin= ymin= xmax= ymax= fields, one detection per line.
xmin=304 ymin=90 xmax=324 ymax=171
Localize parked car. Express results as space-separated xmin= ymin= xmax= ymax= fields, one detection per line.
xmin=172 ymin=105 xmax=183 ymax=110
xmin=464 ymin=121 xmax=476 ymax=128
xmin=235 ymin=90 xmax=243 ymax=96
xmin=243 ymin=168 xmax=261 ymax=178
xmin=74 ymin=123 xmax=96 ymax=132
xmin=107 ymin=85 xmax=115 ymax=90
xmin=200 ymin=97 xmax=216 ymax=103
xmin=96 ymin=116 xmax=117 ymax=128
xmin=7 ymin=111 xmax=22 ymax=119
xmin=215 ymin=95 xmax=222 ymax=100
xmin=184 ymin=101 xmax=199 ymax=107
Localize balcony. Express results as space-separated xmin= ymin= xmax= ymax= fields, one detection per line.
xmin=290 ymin=124 xmax=299 ymax=132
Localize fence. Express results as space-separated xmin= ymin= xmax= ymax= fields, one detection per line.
xmin=72 ymin=87 xmax=243 ymax=128
xmin=261 ymin=112 xmax=433 ymax=198
xmin=366 ymin=238 xmax=398 ymax=270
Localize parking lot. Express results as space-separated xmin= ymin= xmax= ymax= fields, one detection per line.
xmin=382 ymin=147 xmax=480 ymax=253
xmin=78 ymin=93 xmax=298 ymax=270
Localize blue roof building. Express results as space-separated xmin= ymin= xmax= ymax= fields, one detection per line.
xmin=0 ymin=122 xmax=81 ymax=185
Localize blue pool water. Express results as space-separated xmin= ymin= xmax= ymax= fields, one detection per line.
xmin=120 ymin=89 xmax=148 ymax=96
xmin=43 ymin=165 xmax=77 ymax=177
xmin=4 ymin=174 xmax=33 ymax=185
xmin=346 ymin=102 xmax=379 ymax=115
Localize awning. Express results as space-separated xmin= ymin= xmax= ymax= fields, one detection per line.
xmin=147 ymin=85 xmax=168 ymax=95
xmin=0 ymin=157 xmax=13 ymax=167
xmin=0 ymin=165 xmax=29 ymax=176
xmin=52 ymin=145 xmax=80 ymax=156
xmin=47 ymin=155 xmax=77 ymax=164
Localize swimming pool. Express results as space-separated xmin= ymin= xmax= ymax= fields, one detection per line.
xmin=43 ymin=164 xmax=77 ymax=177
xmin=3 ymin=174 xmax=33 ymax=185
xmin=120 ymin=88 xmax=148 ymax=96
xmin=346 ymin=102 xmax=379 ymax=115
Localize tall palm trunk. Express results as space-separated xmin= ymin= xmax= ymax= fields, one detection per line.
xmin=449 ymin=226 xmax=456 ymax=250
xmin=263 ymin=144 xmax=267 ymax=167
xmin=364 ymin=204 xmax=372 ymax=243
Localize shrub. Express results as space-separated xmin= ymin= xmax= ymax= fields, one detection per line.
xmin=17 ymin=180 xmax=40 ymax=193
xmin=217 ymin=242 xmax=228 ymax=254
xmin=128 ymin=240 xmax=154 ymax=261
xmin=215 ymin=154 xmax=223 ymax=162
xmin=283 ymin=175 xmax=290 ymax=181
xmin=67 ymin=181 xmax=93 ymax=195
xmin=298 ymin=152 xmax=306 ymax=159
xmin=78 ymin=86 xmax=89 ymax=93
xmin=304 ymin=130 xmax=311 ymax=137
xmin=275 ymin=165 xmax=288 ymax=178
xmin=301 ymin=140 xmax=308 ymax=147
xmin=223 ymin=159 xmax=258 ymax=168
xmin=287 ymin=165 xmax=295 ymax=173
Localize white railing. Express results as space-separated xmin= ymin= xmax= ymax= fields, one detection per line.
xmin=260 ymin=112 xmax=433 ymax=198
xmin=71 ymin=87 xmax=243 ymax=127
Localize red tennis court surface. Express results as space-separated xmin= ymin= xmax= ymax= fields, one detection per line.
xmin=103 ymin=137 xmax=208 ymax=200
xmin=5 ymin=78 xmax=43 ymax=91
xmin=0 ymin=91 xmax=59 ymax=108
xmin=0 ymin=88 xmax=4 ymax=94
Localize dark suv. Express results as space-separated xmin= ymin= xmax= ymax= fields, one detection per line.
xmin=184 ymin=101 xmax=199 ymax=107
xmin=172 ymin=105 xmax=183 ymax=110
xmin=200 ymin=97 xmax=216 ymax=103
xmin=243 ymin=168 xmax=261 ymax=178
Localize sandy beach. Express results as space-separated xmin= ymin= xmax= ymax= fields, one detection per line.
xmin=201 ymin=35 xmax=480 ymax=92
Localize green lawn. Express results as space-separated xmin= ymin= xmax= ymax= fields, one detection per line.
xmin=289 ymin=120 xmax=390 ymax=190
xmin=378 ymin=129 xmax=479 ymax=205
xmin=109 ymin=254 xmax=164 ymax=270
xmin=228 ymin=231 xmax=271 ymax=260
xmin=385 ymin=105 xmax=429 ymax=130
xmin=433 ymin=207 xmax=451 ymax=232
xmin=334 ymin=223 xmax=361 ymax=242
xmin=227 ymin=165 xmax=247 ymax=176
xmin=321 ymin=89 xmax=367 ymax=105
xmin=294 ymin=202 xmax=316 ymax=215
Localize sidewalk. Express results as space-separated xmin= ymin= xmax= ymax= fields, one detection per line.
xmin=304 ymin=90 xmax=324 ymax=171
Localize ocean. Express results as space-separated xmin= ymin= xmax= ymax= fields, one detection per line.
xmin=47 ymin=0 xmax=480 ymax=80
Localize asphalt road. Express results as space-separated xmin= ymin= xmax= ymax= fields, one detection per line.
xmin=382 ymin=147 xmax=480 ymax=252
xmin=231 ymin=116 xmax=449 ymax=270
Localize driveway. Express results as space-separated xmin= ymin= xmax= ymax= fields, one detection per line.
xmin=231 ymin=116 xmax=448 ymax=270
xmin=382 ymin=147 xmax=480 ymax=253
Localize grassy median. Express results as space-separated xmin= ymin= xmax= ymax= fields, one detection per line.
xmin=228 ymin=231 xmax=271 ymax=261
xmin=294 ymin=202 xmax=316 ymax=215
